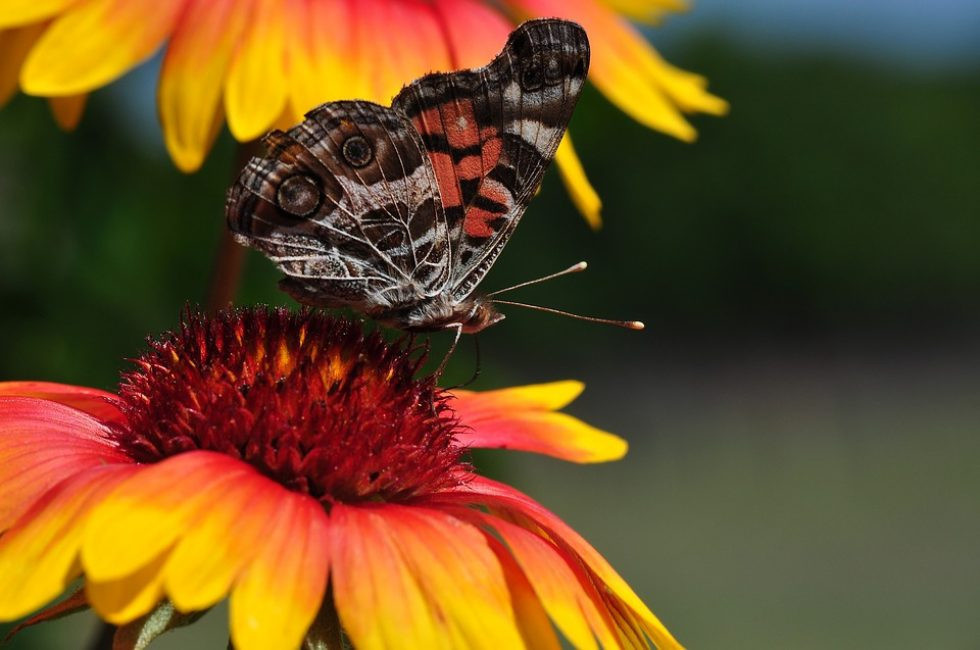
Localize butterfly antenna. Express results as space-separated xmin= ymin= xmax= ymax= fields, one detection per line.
xmin=490 ymin=300 xmax=644 ymax=330
xmin=486 ymin=261 xmax=588 ymax=297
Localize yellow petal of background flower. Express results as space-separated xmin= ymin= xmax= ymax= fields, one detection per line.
xmin=158 ymin=0 xmax=249 ymax=172
xmin=0 ymin=466 xmax=133 ymax=621
xmin=285 ymin=0 xmax=361 ymax=118
xmin=229 ymin=492 xmax=330 ymax=650
xmin=0 ymin=0 xmax=81 ymax=29
xmin=432 ymin=0 xmax=513 ymax=68
xmin=601 ymin=0 xmax=687 ymax=24
xmin=224 ymin=0 xmax=286 ymax=142
xmin=20 ymin=0 xmax=185 ymax=96
xmin=49 ymin=93 xmax=86 ymax=130
xmin=555 ymin=135 xmax=603 ymax=229
xmin=508 ymin=0 xmax=727 ymax=141
xmin=0 ymin=24 xmax=46 ymax=105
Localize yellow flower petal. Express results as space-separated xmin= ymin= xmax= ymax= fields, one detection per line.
xmin=456 ymin=380 xmax=585 ymax=412
xmin=0 ymin=23 xmax=46 ymax=105
xmin=489 ymin=516 xmax=615 ymax=650
xmin=0 ymin=0 xmax=80 ymax=29
xmin=82 ymin=452 xmax=253 ymax=583
xmin=229 ymin=492 xmax=330 ymax=650
xmin=285 ymin=0 xmax=361 ymax=118
xmin=508 ymin=0 xmax=727 ymax=140
xmin=331 ymin=504 xmax=525 ymax=650
xmin=486 ymin=537 xmax=562 ymax=650
xmin=555 ymin=135 xmax=602 ymax=229
xmin=601 ymin=0 xmax=688 ymax=24
xmin=20 ymin=0 xmax=185 ymax=96
xmin=86 ymin=551 xmax=168 ymax=624
xmin=453 ymin=382 xmax=628 ymax=463
xmin=48 ymin=93 xmax=86 ymax=130
xmin=164 ymin=469 xmax=286 ymax=612
xmin=0 ymin=466 xmax=133 ymax=621
xmin=158 ymin=0 xmax=250 ymax=172
xmin=224 ymin=0 xmax=287 ymax=141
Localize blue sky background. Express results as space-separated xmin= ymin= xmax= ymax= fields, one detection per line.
xmin=657 ymin=0 xmax=980 ymax=69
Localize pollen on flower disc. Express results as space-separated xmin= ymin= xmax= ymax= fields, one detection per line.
xmin=113 ymin=308 xmax=464 ymax=505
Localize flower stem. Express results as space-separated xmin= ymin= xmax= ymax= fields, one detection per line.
xmin=205 ymin=141 xmax=262 ymax=312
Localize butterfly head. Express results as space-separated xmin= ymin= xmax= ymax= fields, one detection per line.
xmin=459 ymin=298 xmax=505 ymax=334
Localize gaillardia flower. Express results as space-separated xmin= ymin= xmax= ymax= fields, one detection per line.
xmin=0 ymin=308 xmax=681 ymax=649
xmin=0 ymin=0 xmax=726 ymax=227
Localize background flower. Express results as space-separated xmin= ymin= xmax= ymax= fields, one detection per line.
xmin=0 ymin=309 xmax=679 ymax=649
xmin=0 ymin=0 xmax=727 ymax=227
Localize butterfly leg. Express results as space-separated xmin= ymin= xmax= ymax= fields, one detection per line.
xmin=434 ymin=323 xmax=464 ymax=380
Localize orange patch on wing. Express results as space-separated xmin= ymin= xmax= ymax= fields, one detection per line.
xmin=464 ymin=208 xmax=498 ymax=238
xmin=429 ymin=151 xmax=462 ymax=208
xmin=456 ymin=154 xmax=484 ymax=180
xmin=481 ymin=136 xmax=502 ymax=171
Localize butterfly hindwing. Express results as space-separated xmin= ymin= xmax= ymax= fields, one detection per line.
xmin=227 ymin=100 xmax=451 ymax=313
xmin=391 ymin=19 xmax=590 ymax=300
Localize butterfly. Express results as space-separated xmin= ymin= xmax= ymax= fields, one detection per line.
xmin=227 ymin=19 xmax=637 ymax=339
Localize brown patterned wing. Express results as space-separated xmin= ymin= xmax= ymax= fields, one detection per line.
xmin=226 ymin=101 xmax=452 ymax=314
xmin=391 ymin=19 xmax=590 ymax=301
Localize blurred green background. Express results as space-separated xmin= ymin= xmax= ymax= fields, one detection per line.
xmin=2 ymin=1 xmax=979 ymax=648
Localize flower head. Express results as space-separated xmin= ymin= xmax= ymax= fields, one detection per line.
xmin=0 ymin=308 xmax=681 ymax=650
xmin=0 ymin=0 xmax=726 ymax=227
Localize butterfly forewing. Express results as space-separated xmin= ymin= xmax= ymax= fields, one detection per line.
xmin=391 ymin=19 xmax=590 ymax=301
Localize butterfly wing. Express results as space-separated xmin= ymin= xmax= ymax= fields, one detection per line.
xmin=391 ymin=19 xmax=590 ymax=301
xmin=226 ymin=100 xmax=451 ymax=314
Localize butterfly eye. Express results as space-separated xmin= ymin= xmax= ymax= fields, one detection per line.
xmin=276 ymin=175 xmax=322 ymax=217
xmin=543 ymin=55 xmax=563 ymax=84
xmin=342 ymin=135 xmax=374 ymax=168
xmin=520 ymin=57 xmax=544 ymax=91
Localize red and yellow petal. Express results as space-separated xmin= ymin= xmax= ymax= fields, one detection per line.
xmin=484 ymin=515 xmax=619 ymax=649
xmin=0 ymin=396 xmax=130 ymax=530
xmin=81 ymin=452 xmax=255 ymax=586
xmin=229 ymin=490 xmax=329 ymax=650
xmin=224 ymin=0 xmax=287 ymax=141
xmin=451 ymin=381 xmax=627 ymax=463
xmin=460 ymin=476 xmax=684 ymax=650
xmin=0 ymin=380 xmax=126 ymax=425
xmin=285 ymin=0 xmax=359 ymax=119
xmin=485 ymin=536 xmax=562 ymax=650
xmin=0 ymin=465 xmax=135 ymax=620
xmin=20 ymin=0 xmax=186 ymax=96
xmin=330 ymin=503 xmax=525 ymax=649
xmin=158 ymin=0 xmax=249 ymax=172
xmin=507 ymin=0 xmax=727 ymax=141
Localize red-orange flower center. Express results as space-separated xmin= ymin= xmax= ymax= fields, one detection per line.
xmin=112 ymin=308 xmax=464 ymax=505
